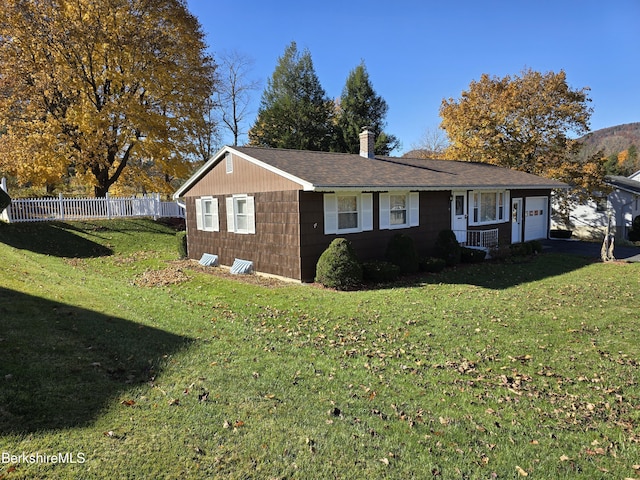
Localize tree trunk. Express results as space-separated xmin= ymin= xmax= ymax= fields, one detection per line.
xmin=94 ymin=184 xmax=109 ymax=198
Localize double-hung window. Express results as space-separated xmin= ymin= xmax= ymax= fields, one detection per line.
xmin=379 ymin=192 xmax=419 ymax=229
xmin=470 ymin=190 xmax=509 ymax=225
xmin=324 ymin=192 xmax=373 ymax=234
xmin=338 ymin=195 xmax=359 ymax=230
xmin=390 ymin=194 xmax=407 ymax=226
xmin=226 ymin=195 xmax=255 ymax=234
xmin=195 ymin=196 xmax=219 ymax=232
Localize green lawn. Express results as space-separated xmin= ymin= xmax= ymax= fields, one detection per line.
xmin=0 ymin=219 xmax=639 ymax=479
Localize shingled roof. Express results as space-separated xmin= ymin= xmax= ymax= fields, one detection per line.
xmin=605 ymin=175 xmax=640 ymax=195
xmin=175 ymin=145 xmax=567 ymax=197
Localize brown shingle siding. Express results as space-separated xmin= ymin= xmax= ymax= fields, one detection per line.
xmin=185 ymin=190 xmax=302 ymax=280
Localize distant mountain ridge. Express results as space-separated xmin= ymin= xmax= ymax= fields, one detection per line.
xmin=579 ymin=122 xmax=640 ymax=156
xmin=403 ymin=122 xmax=640 ymax=161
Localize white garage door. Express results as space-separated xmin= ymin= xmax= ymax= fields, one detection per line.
xmin=524 ymin=196 xmax=548 ymax=241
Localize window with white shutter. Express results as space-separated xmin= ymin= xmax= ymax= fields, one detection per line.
xmin=195 ymin=197 xmax=219 ymax=232
xmin=323 ymin=192 xmax=373 ymax=234
xmin=225 ymin=195 xmax=256 ymax=234
xmin=379 ymin=192 xmax=419 ymax=229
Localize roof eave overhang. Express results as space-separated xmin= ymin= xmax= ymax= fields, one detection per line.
xmin=607 ymin=184 xmax=640 ymax=196
xmin=173 ymin=145 xmax=229 ymax=199
xmin=311 ymin=184 xmax=567 ymax=192
xmin=604 ymin=178 xmax=640 ymax=196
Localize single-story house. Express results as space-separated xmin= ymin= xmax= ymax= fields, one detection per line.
xmin=174 ymin=130 xmax=566 ymax=282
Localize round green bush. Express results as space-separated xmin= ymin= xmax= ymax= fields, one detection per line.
xmin=461 ymin=246 xmax=486 ymax=263
xmin=362 ymin=260 xmax=401 ymax=283
xmin=434 ymin=229 xmax=461 ymax=266
xmin=385 ymin=233 xmax=418 ymax=274
xmin=176 ymin=231 xmax=188 ymax=259
xmin=419 ymin=256 xmax=446 ymax=273
xmin=528 ymin=240 xmax=543 ymax=254
xmin=510 ymin=240 xmax=542 ymax=257
xmin=510 ymin=242 xmax=530 ymax=256
xmin=315 ymin=238 xmax=363 ymax=290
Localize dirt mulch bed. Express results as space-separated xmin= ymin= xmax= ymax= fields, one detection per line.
xmin=133 ymin=260 xmax=292 ymax=288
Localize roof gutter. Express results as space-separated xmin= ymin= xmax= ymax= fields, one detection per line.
xmin=312 ymin=184 xmax=568 ymax=192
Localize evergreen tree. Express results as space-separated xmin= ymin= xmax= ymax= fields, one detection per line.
xmin=336 ymin=63 xmax=399 ymax=155
xmin=248 ymin=42 xmax=334 ymax=151
xmin=604 ymin=152 xmax=621 ymax=176
xmin=623 ymin=145 xmax=639 ymax=174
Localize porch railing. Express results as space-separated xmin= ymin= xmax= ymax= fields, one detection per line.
xmin=452 ymin=229 xmax=499 ymax=249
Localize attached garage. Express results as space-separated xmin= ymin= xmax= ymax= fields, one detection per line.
xmin=524 ymin=196 xmax=549 ymax=241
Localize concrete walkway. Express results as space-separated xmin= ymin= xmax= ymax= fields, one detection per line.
xmin=542 ymin=238 xmax=640 ymax=262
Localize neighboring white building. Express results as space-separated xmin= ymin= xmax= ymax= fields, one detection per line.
xmin=606 ymin=171 xmax=640 ymax=239
xmin=552 ymin=171 xmax=640 ymax=240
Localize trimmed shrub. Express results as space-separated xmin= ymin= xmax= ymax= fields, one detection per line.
xmin=509 ymin=240 xmax=543 ymax=257
xmin=510 ymin=242 xmax=532 ymax=257
xmin=528 ymin=240 xmax=543 ymax=254
xmin=0 ymin=188 xmax=10 ymax=214
xmin=461 ymin=247 xmax=486 ymax=263
xmin=434 ymin=229 xmax=461 ymax=266
xmin=315 ymin=238 xmax=363 ymax=290
xmin=628 ymin=216 xmax=640 ymax=241
xmin=385 ymin=233 xmax=419 ymax=274
xmin=419 ymin=256 xmax=446 ymax=273
xmin=362 ymin=260 xmax=401 ymax=283
xmin=488 ymin=245 xmax=512 ymax=261
xmin=176 ymin=231 xmax=188 ymax=259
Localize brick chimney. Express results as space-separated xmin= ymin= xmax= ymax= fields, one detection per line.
xmin=359 ymin=127 xmax=375 ymax=159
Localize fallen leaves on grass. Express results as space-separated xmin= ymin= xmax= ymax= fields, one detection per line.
xmin=172 ymin=260 xmax=289 ymax=287
xmin=133 ymin=266 xmax=189 ymax=287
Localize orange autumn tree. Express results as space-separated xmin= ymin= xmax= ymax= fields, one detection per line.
xmin=0 ymin=0 xmax=216 ymax=196
xmin=439 ymin=69 xmax=605 ymax=198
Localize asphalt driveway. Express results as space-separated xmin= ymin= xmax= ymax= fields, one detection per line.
xmin=542 ymin=238 xmax=640 ymax=262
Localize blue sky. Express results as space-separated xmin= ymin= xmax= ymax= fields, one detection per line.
xmin=186 ymin=0 xmax=640 ymax=154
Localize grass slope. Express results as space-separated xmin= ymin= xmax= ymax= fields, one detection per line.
xmin=0 ymin=219 xmax=639 ymax=479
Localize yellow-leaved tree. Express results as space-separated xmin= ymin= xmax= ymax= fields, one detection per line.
xmin=439 ymin=69 xmax=605 ymax=196
xmin=0 ymin=0 xmax=216 ymax=196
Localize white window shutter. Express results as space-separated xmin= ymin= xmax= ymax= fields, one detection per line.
xmin=212 ymin=198 xmax=220 ymax=231
xmin=195 ymin=198 xmax=203 ymax=230
xmin=504 ymin=191 xmax=510 ymax=222
xmin=226 ymin=197 xmax=235 ymax=232
xmin=409 ymin=192 xmax=420 ymax=227
xmin=379 ymin=193 xmax=390 ymax=230
xmin=247 ymin=196 xmax=256 ymax=234
xmin=323 ymin=194 xmax=338 ymax=234
xmin=361 ymin=193 xmax=373 ymax=231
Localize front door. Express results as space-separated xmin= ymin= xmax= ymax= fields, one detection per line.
xmin=452 ymin=192 xmax=467 ymax=243
xmin=512 ymin=198 xmax=523 ymax=243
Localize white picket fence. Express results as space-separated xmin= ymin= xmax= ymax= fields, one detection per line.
xmin=1 ymin=189 xmax=184 ymax=223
